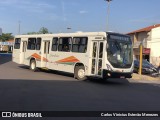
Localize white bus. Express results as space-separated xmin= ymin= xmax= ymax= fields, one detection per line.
xmin=13 ymin=32 xmax=134 ymax=80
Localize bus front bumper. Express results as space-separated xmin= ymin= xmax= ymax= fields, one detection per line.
xmin=103 ymin=70 xmax=132 ymax=79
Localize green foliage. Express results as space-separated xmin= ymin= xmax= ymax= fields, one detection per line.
xmin=39 ymin=27 xmax=49 ymax=34
xmin=27 ymin=32 xmax=38 ymax=35
xmin=26 ymin=27 xmax=51 ymax=35
xmin=0 ymin=33 xmax=14 ymax=42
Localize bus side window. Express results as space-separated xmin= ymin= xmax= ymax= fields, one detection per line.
xmin=36 ymin=38 xmax=41 ymax=50
xmin=99 ymin=42 xmax=103 ymax=58
xmin=58 ymin=37 xmax=71 ymax=52
xmin=27 ymin=38 xmax=36 ymax=50
xmin=79 ymin=46 xmax=87 ymax=53
xmin=52 ymin=37 xmax=58 ymax=51
xmin=72 ymin=37 xmax=88 ymax=53
xmin=14 ymin=38 xmax=21 ymax=49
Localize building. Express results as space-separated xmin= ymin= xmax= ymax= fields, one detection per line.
xmin=127 ymin=24 xmax=160 ymax=66
xmin=0 ymin=39 xmax=14 ymax=52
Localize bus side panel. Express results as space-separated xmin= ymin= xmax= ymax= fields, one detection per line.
xmin=47 ymin=37 xmax=97 ymax=75
xmin=12 ymin=49 xmax=21 ymax=64
xmin=48 ymin=49 xmax=90 ymax=75
xmin=23 ymin=50 xmax=42 ymax=67
xmin=13 ymin=39 xmax=23 ymax=64
xmin=48 ymin=52 xmax=74 ymax=73
xmin=81 ymin=37 xmax=92 ymax=76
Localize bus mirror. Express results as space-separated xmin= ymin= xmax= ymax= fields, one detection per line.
xmin=106 ymin=43 xmax=109 ymax=49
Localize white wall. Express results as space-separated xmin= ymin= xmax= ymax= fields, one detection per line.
xmin=149 ymin=27 xmax=160 ymax=66
xmin=137 ymin=32 xmax=149 ymax=41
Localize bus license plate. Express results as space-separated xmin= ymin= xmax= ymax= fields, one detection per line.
xmin=120 ymin=76 xmax=125 ymax=78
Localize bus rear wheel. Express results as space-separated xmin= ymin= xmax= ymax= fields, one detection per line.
xmin=75 ymin=66 xmax=87 ymax=81
xmin=30 ymin=60 xmax=37 ymax=72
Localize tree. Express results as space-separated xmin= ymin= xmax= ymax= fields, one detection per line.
xmin=26 ymin=27 xmax=51 ymax=35
xmin=27 ymin=32 xmax=38 ymax=35
xmin=0 ymin=33 xmax=14 ymax=42
xmin=38 ymin=27 xmax=49 ymax=34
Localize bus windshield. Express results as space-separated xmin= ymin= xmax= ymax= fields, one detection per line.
xmin=107 ymin=34 xmax=133 ymax=68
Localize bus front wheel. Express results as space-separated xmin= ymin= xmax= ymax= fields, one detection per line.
xmin=30 ymin=60 xmax=37 ymax=72
xmin=75 ymin=66 xmax=87 ymax=81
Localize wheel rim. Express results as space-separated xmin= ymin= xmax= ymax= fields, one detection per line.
xmin=78 ymin=69 xmax=85 ymax=78
xmin=31 ymin=62 xmax=35 ymax=70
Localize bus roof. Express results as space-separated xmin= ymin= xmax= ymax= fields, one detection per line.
xmin=15 ymin=32 xmax=107 ymax=38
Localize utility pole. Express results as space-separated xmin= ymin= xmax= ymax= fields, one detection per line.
xmin=104 ymin=0 xmax=112 ymax=32
xmin=18 ymin=21 xmax=21 ymax=35
xmin=139 ymin=42 xmax=143 ymax=75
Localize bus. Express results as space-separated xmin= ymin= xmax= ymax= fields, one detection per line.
xmin=13 ymin=32 xmax=134 ymax=80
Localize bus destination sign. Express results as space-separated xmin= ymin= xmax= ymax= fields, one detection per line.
xmin=109 ymin=35 xmax=130 ymax=42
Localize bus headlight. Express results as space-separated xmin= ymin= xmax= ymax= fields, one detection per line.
xmin=106 ymin=64 xmax=113 ymax=71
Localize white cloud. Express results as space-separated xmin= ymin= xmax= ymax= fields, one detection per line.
xmin=0 ymin=0 xmax=56 ymax=14
xmin=37 ymin=3 xmax=55 ymax=9
xmin=79 ymin=10 xmax=88 ymax=14
xmin=0 ymin=0 xmax=18 ymax=5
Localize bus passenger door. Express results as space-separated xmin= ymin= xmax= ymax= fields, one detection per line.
xmin=13 ymin=38 xmax=21 ymax=64
xmin=91 ymin=41 xmax=104 ymax=76
xmin=20 ymin=41 xmax=27 ymax=64
xmin=42 ymin=41 xmax=50 ymax=67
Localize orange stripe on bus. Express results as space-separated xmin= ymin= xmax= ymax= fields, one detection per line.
xmin=31 ymin=53 xmax=41 ymax=60
xmin=56 ymin=56 xmax=80 ymax=63
xmin=31 ymin=53 xmax=48 ymax=62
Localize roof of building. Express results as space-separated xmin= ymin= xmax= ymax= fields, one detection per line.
xmin=127 ymin=24 xmax=160 ymax=35
xmin=7 ymin=39 xmax=14 ymax=43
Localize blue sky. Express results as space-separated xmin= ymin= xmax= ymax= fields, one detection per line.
xmin=0 ymin=0 xmax=160 ymax=35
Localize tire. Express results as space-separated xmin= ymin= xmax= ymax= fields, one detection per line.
xmin=75 ymin=66 xmax=87 ymax=81
xmin=30 ymin=60 xmax=37 ymax=72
